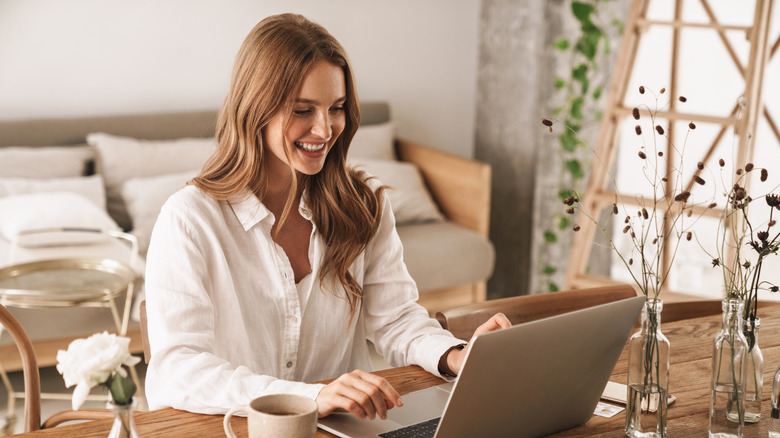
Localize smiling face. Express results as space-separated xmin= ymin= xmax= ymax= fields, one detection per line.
xmin=263 ymin=60 xmax=347 ymax=182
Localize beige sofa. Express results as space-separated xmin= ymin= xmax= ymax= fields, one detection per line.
xmin=0 ymin=102 xmax=494 ymax=372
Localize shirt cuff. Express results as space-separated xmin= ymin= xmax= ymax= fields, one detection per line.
xmin=414 ymin=336 xmax=469 ymax=380
xmin=438 ymin=344 xmax=466 ymax=377
xmin=265 ymin=379 xmax=327 ymax=402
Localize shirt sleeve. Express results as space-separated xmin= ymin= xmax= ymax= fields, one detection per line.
xmin=143 ymin=197 xmax=324 ymax=414
xmin=360 ymin=187 xmax=467 ymax=378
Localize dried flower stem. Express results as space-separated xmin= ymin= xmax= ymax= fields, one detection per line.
xmin=553 ymin=87 xmax=712 ymax=299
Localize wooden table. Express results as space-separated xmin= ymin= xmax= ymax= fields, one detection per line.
xmin=13 ymin=304 xmax=780 ymax=437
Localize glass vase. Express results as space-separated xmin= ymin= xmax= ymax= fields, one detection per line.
xmin=770 ymin=365 xmax=780 ymax=437
xmin=107 ymin=399 xmax=139 ymax=438
xmin=625 ymin=299 xmax=670 ymax=438
xmin=742 ymin=317 xmax=763 ymax=424
xmin=709 ymin=298 xmax=748 ymax=438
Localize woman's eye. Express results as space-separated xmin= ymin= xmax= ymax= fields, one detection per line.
xmin=330 ymin=106 xmax=345 ymax=114
xmin=293 ymin=109 xmax=312 ymax=116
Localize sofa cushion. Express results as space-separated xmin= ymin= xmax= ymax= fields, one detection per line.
xmin=351 ymin=158 xmax=444 ymax=225
xmin=0 ymin=174 xmax=107 ymax=210
xmin=121 ymin=170 xmax=198 ymax=255
xmin=87 ymin=132 xmax=216 ymax=230
xmin=0 ymin=192 xmax=120 ymax=247
xmin=398 ymin=221 xmax=494 ymax=292
xmin=349 ymin=121 xmax=395 ymax=161
xmin=0 ymin=145 xmax=94 ymax=178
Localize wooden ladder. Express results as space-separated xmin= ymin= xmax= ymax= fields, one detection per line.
xmin=564 ymin=0 xmax=778 ymax=293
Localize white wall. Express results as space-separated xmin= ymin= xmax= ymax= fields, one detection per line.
xmin=0 ymin=0 xmax=480 ymax=157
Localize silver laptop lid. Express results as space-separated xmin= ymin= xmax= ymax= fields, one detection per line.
xmin=434 ymin=295 xmax=644 ymax=438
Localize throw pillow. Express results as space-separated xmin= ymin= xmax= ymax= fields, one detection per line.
xmin=86 ymin=132 xmax=216 ymax=230
xmin=0 ymin=174 xmax=106 ymax=210
xmin=348 ymin=122 xmax=395 ymax=161
xmin=121 ymin=170 xmax=198 ymax=255
xmin=0 ymin=145 xmax=94 ymax=178
xmin=0 ymin=192 xmax=120 ymax=247
xmin=349 ymin=158 xmax=444 ymax=225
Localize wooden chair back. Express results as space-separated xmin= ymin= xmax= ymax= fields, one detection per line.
xmin=140 ymin=300 xmax=151 ymax=364
xmin=661 ymin=300 xmax=723 ymax=324
xmin=0 ymin=303 xmax=41 ymax=432
xmin=435 ymin=284 xmax=638 ymax=341
xmin=661 ymin=299 xmax=780 ymax=324
xmin=0 ymin=305 xmax=134 ymax=431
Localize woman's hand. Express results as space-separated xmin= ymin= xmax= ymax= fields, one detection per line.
xmin=316 ymin=369 xmax=403 ymax=420
xmin=445 ymin=312 xmax=512 ymax=375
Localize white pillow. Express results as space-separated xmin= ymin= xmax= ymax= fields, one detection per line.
xmin=0 ymin=145 xmax=94 ymax=178
xmin=0 ymin=174 xmax=106 ymax=210
xmin=349 ymin=122 xmax=395 ymax=161
xmin=87 ymin=132 xmax=216 ymax=230
xmin=349 ymin=158 xmax=444 ymax=225
xmin=0 ymin=192 xmax=120 ymax=247
xmin=121 ymin=170 xmax=198 ymax=254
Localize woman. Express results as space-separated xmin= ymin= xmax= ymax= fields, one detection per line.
xmin=144 ymin=13 xmax=508 ymax=421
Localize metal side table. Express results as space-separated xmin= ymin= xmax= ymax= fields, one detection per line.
xmin=0 ymin=229 xmax=145 ymax=434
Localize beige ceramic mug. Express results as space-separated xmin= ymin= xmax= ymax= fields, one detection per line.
xmin=223 ymin=393 xmax=318 ymax=438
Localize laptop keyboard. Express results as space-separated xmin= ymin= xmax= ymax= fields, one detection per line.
xmin=378 ymin=417 xmax=441 ymax=438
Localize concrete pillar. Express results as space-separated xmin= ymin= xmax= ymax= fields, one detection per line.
xmin=476 ymin=0 xmax=628 ymax=298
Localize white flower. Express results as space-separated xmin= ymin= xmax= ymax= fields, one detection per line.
xmin=56 ymin=331 xmax=141 ymax=410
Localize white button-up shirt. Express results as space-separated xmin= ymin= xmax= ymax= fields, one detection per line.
xmin=144 ymin=183 xmax=463 ymax=414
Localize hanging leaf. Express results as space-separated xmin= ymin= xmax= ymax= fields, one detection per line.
xmin=554 ymin=77 xmax=566 ymax=89
xmin=570 ymin=97 xmax=585 ymax=120
xmin=566 ymin=159 xmax=585 ymax=179
xmin=549 ymin=282 xmax=560 ymax=292
xmin=557 ymin=215 xmax=571 ymax=230
xmin=543 ymin=265 xmax=557 ymax=275
xmin=565 ymin=120 xmax=582 ymax=133
xmin=544 ymin=230 xmax=558 ymax=243
xmin=611 ymin=17 xmax=624 ymax=35
xmin=560 ymin=130 xmax=580 ymax=152
xmin=571 ymin=2 xmax=595 ymax=23
xmin=593 ymin=85 xmax=603 ymax=100
xmin=575 ymin=30 xmax=602 ymax=62
xmin=554 ymin=38 xmax=570 ymax=50
xmin=572 ymin=64 xmax=589 ymax=94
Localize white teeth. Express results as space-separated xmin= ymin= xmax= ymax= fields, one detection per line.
xmin=295 ymin=141 xmax=326 ymax=152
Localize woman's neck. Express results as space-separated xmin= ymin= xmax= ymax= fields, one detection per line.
xmin=262 ymin=169 xmax=303 ymax=218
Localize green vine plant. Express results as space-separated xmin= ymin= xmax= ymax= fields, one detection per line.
xmin=539 ymin=0 xmax=624 ymax=292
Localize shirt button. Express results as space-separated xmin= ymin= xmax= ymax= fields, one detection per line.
xmin=283 ymin=272 xmax=288 ymax=279
xmin=286 ymin=361 xmax=293 ymax=368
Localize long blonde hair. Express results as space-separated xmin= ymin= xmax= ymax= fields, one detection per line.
xmin=193 ymin=13 xmax=384 ymax=321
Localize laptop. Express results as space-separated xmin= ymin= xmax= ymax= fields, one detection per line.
xmin=318 ymin=295 xmax=644 ymax=438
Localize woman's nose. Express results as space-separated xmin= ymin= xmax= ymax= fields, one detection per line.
xmin=311 ymin=111 xmax=332 ymax=139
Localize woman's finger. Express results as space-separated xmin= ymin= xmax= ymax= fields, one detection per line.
xmin=343 ymin=370 xmax=401 ymax=419
xmin=316 ymin=370 xmax=401 ymax=420
xmin=356 ymin=370 xmax=403 ymax=408
xmin=473 ymin=312 xmax=511 ymax=337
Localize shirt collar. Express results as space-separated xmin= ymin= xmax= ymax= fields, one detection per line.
xmin=229 ymin=188 xmax=313 ymax=231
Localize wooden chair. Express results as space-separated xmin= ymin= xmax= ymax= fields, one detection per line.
xmin=661 ymin=300 xmax=723 ymax=324
xmin=435 ymin=284 xmax=638 ymax=341
xmin=0 ymin=303 xmax=114 ymax=432
xmin=0 ymin=303 xmax=41 ymax=433
xmin=662 ymin=299 xmax=780 ymax=324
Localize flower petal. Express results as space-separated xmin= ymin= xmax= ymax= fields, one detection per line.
xmin=72 ymin=381 xmax=91 ymax=410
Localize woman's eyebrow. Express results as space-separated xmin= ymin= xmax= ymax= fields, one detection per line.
xmin=295 ymin=96 xmax=347 ymax=105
